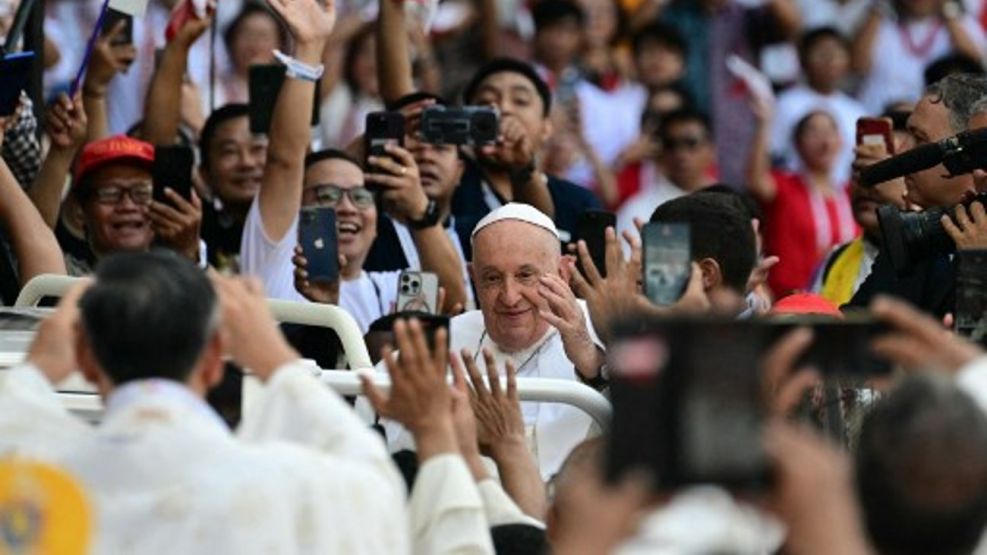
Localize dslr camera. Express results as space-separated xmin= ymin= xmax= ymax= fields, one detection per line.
xmin=420 ymin=105 xmax=499 ymax=146
xmin=878 ymin=193 xmax=987 ymax=274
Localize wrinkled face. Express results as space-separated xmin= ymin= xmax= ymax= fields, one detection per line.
xmin=803 ymin=36 xmax=849 ymax=90
xmin=406 ymin=132 xmax=463 ymax=205
xmin=231 ymin=12 xmax=280 ymax=72
xmin=471 ymin=71 xmax=551 ymax=154
xmin=635 ymin=41 xmax=685 ymax=89
xmin=203 ymin=116 xmax=268 ymax=206
xmin=82 ymin=164 xmax=155 ymax=254
xmin=471 ymin=221 xmax=561 ymax=352
xmin=795 ymin=112 xmax=842 ymax=172
xmin=302 ymin=158 xmax=377 ymax=267
xmin=660 ymin=120 xmax=715 ymax=189
xmin=534 ymin=19 xmax=583 ymax=69
xmin=577 ymin=0 xmax=617 ymax=47
xmin=905 ymin=95 xmax=975 ymax=208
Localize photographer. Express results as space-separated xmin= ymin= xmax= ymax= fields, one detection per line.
xmin=846 ymin=73 xmax=987 ymax=318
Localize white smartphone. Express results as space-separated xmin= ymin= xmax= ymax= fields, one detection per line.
xmin=396 ymin=270 xmax=440 ymax=314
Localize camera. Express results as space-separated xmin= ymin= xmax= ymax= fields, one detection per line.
xmin=877 ymin=192 xmax=987 ymax=274
xmin=420 ymin=105 xmax=499 ymax=146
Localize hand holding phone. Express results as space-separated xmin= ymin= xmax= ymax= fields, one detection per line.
xmin=642 ymin=223 xmax=691 ymax=306
xmin=0 ymin=52 xmax=34 ymax=118
xmin=298 ymin=207 xmax=340 ymax=284
xmin=152 ymin=145 xmax=194 ymax=205
xmin=856 ymin=117 xmax=895 ymax=155
xmin=365 ymin=111 xmax=406 ymax=158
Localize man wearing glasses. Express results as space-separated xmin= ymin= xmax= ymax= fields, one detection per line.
xmin=66 ymin=135 xmax=202 ymax=276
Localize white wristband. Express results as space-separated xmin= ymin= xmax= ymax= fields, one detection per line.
xmin=272 ymin=49 xmax=325 ymax=82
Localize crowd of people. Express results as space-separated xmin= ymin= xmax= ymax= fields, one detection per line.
xmin=2 ymin=0 xmax=987 ymax=552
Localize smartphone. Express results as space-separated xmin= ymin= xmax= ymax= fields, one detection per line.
xmin=152 ymin=145 xmax=194 ymax=205
xmin=102 ymin=8 xmax=133 ymax=46
xmin=955 ymin=250 xmax=987 ymax=346
xmin=576 ymin=210 xmax=615 ymax=279
xmin=767 ymin=317 xmax=893 ymax=378
xmin=0 ymin=51 xmax=34 ymax=117
xmin=856 ymin=117 xmax=895 ymax=155
xmin=298 ymin=207 xmax=339 ymax=284
xmin=420 ymin=105 xmax=499 ymax=146
xmin=395 ymin=270 xmax=439 ymax=314
xmin=248 ymin=64 xmax=320 ymax=135
xmin=365 ymin=111 xmax=405 ymax=158
xmin=607 ymin=319 xmax=771 ymax=491
xmin=642 ymin=223 xmax=691 ymax=306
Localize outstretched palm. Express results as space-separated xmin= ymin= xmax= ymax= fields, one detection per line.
xmin=266 ymin=0 xmax=336 ymax=44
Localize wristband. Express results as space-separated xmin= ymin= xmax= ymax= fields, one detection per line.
xmin=272 ymin=49 xmax=325 ymax=82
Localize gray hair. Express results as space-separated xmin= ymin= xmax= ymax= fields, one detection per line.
xmin=926 ymin=73 xmax=987 ymax=132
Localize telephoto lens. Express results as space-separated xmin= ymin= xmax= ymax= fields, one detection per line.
xmin=877 ymin=192 xmax=987 ymax=274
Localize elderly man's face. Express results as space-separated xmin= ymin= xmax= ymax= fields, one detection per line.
xmin=82 ymin=164 xmax=155 ymax=254
xmin=471 ymin=220 xmax=562 ymax=353
xmin=904 ymin=95 xmax=975 ymax=208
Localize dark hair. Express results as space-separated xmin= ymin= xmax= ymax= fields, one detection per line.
xmin=222 ymin=2 xmax=289 ymax=68
xmin=631 ymin=21 xmax=687 ymax=58
xmin=532 ymin=0 xmax=585 ymax=32
xmin=658 ymin=108 xmax=712 ymax=143
xmin=797 ymin=26 xmax=848 ymax=64
xmin=199 ymin=103 xmax=250 ymax=172
xmin=491 ymin=524 xmax=549 ymax=555
xmin=791 ymin=109 xmax=838 ymax=146
xmin=342 ymin=22 xmax=376 ymax=96
xmin=79 ymin=250 xmax=218 ymax=385
xmin=304 ymin=148 xmax=363 ymax=170
xmin=856 ymin=376 xmax=987 ymax=555
xmin=925 ymin=73 xmax=987 ymax=132
xmin=649 ymin=191 xmax=756 ymax=292
xmin=463 ymin=58 xmax=553 ymax=116
xmin=385 ymin=91 xmax=449 ymax=111
xmin=924 ymin=53 xmax=986 ymax=87
xmin=704 ymin=183 xmax=763 ymax=222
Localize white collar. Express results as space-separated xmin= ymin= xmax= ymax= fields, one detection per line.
xmin=105 ymin=378 xmax=227 ymax=430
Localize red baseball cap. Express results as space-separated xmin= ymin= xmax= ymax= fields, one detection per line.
xmin=73 ymin=135 xmax=155 ymax=185
xmin=770 ymin=293 xmax=844 ymax=319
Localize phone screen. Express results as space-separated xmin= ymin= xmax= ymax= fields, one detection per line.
xmin=152 ymin=145 xmax=194 ymax=205
xmin=576 ymin=210 xmax=616 ymax=278
xmin=298 ymin=207 xmax=339 ymax=283
xmin=0 ymin=52 xmax=34 ymax=117
xmin=642 ymin=223 xmax=691 ymax=306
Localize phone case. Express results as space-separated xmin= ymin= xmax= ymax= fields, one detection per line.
xmin=396 ymin=271 xmax=439 ymax=314
xmin=643 ymin=223 xmax=691 ymax=306
xmin=152 ymin=146 xmax=194 ymax=204
xmin=856 ymin=117 xmax=895 ymax=154
xmin=298 ymin=207 xmax=339 ymax=284
xmin=364 ymin=112 xmax=405 ymax=157
xmin=0 ymin=52 xmax=34 ymax=117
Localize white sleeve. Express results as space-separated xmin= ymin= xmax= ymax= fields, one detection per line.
xmin=957 ymin=356 xmax=987 ymax=414
xmin=0 ymin=365 xmax=89 ymax=457
xmin=476 ymin=479 xmax=546 ymax=529
xmin=239 ymin=198 xmax=302 ymax=301
xmin=411 ymin=453 xmax=495 ymax=555
xmin=369 ymin=270 xmax=402 ymax=315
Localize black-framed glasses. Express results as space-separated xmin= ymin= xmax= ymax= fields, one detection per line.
xmin=89 ymin=182 xmax=154 ymax=206
xmin=309 ymin=184 xmax=375 ymax=208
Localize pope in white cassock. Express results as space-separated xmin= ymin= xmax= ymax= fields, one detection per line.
xmin=0 ymin=252 xmax=410 ymax=554
xmin=377 ymin=203 xmax=607 ymax=479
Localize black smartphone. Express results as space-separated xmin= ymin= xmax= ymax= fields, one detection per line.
xmin=420 ymin=105 xmax=499 ymax=146
xmin=0 ymin=51 xmax=34 ymax=117
xmin=955 ymin=250 xmax=987 ymax=346
xmin=606 ymin=319 xmax=772 ymax=491
xmin=364 ymin=111 xmax=405 ymax=158
xmin=247 ymin=64 xmax=321 ymax=135
xmin=298 ymin=206 xmax=339 ymax=284
xmin=151 ymin=145 xmax=194 ymax=205
xmin=576 ymin=210 xmax=615 ymax=278
xmin=102 ymin=8 xmax=133 ymax=46
xmin=642 ymin=222 xmax=691 ymax=306
xmin=767 ymin=317 xmax=893 ymax=378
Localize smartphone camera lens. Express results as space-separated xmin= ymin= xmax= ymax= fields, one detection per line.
xmin=401 ymin=285 xmax=410 ymax=294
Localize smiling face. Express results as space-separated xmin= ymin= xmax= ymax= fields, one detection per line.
xmin=904 ymin=95 xmax=976 ymax=208
xmin=470 ymin=220 xmax=561 ymax=353
xmin=230 ymin=11 xmax=281 ymax=72
xmin=203 ymin=116 xmax=268 ymax=207
xmin=81 ymin=164 xmax=155 ymax=254
xmin=795 ymin=111 xmax=842 ymax=173
xmin=470 ymin=71 xmax=551 ymax=154
xmin=302 ymin=158 xmax=376 ymax=271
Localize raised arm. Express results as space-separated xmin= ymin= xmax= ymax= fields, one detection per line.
xmin=81 ymin=21 xmax=136 ymax=141
xmin=851 ymin=7 xmax=883 ymax=75
xmin=745 ymin=95 xmax=778 ymax=204
xmin=376 ymin=0 xmax=416 ymax=103
xmin=766 ymin=0 xmax=801 ymax=41
xmin=257 ymin=0 xmax=336 ymax=242
xmin=943 ymin=12 xmax=984 ymax=64
xmin=142 ymin=9 xmax=213 ymax=145
xmin=29 ymin=93 xmax=87 ymax=229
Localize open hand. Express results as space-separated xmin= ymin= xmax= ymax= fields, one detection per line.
xmin=150 ymin=188 xmax=203 ymax=262
xmin=533 ymin=270 xmax=602 ymax=380
xmin=453 ymin=348 xmax=525 ymax=456
xmin=83 ymin=20 xmax=136 ymax=96
xmin=266 ymin=0 xmax=336 ymax=46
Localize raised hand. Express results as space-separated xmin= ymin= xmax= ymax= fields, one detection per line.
xmin=149 ymin=189 xmax=203 ymax=263
xmin=760 ymin=328 xmax=822 ymax=417
xmin=27 ymin=281 xmax=92 ymax=384
xmin=454 ymin=349 xmax=525 ymax=454
xmin=45 ymin=93 xmax=87 ymax=152
xmin=942 ymin=201 xmax=987 ymax=251
xmin=365 ymin=143 xmax=428 ymax=224
xmin=533 ymin=270 xmax=602 ymax=381
xmin=83 ymin=20 xmax=136 ymax=97
xmin=266 ymin=0 xmax=337 ymax=47
xmin=870 ymin=295 xmax=982 ymax=374
xmin=479 ymin=114 xmax=535 ymax=170
xmin=292 ymin=244 xmax=341 ymax=304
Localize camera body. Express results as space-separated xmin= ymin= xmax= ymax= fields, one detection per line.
xmin=420 ymin=105 xmax=499 ymax=146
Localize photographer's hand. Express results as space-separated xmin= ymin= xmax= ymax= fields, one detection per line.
xmin=292 ymin=245 xmax=342 ymax=304
xmin=942 ymin=200 xmax=987 ymax=250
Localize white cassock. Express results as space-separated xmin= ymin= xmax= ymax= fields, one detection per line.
xmin=376 ymin=301 xmax=602 ymax=480
xmin=0 ymin=362 xmax=412 ymax=554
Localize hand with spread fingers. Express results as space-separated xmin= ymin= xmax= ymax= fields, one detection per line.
xmin=479 ymin=113 xmax=535 ymax=170
xmin=448 ymin=351 xmax=489 ymax=480
xmin=83 ymin=20 xmax=137 ymax=97
xmin=943 ymin=200 xmax=987 ymax=250
xmin=454 ymin=349 xmax=525 ymax=454
xmin=149 ymin=188 xmax=203 ymax=262
xmin=760 ymin=328 xmax=822 ymax=417
xmin=361 ymin=319 xmax=457 ymax=460
xmin=365 ymin=143 xmax=428 ymax=224
xmin=266 ymin=0 xmax=337 ymax=47
xmin=292 ymin=244 xmax=342 ymax=304
xmin=27 ymin=281 xmax=92 ymax=384
xmin=870 ymin=295 xmax=982 ymax=374
xmin=533 ymin=269 xmax=604 ymax=382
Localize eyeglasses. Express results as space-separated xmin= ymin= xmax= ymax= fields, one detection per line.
xmin=309 ymin=184 xmax=375 ymax=208
xmin=89 ymin=182 xmax=154 ymax=206
xmin=662 ymin=136 xmax=706 ymax=152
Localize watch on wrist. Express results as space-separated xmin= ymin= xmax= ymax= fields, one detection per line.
xmin=408 ymin=198 xmax=441 ymax=229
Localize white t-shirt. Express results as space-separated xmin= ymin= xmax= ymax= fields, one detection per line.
xmin=856 ymin=15 xmax=987 ymax=114
xmin=616 ymin=167 xmax=686 ymax=242
xmin=239 ymin=199 xmax=399 ymax=333
xmin=771 ymin=85 xmax=867 ymax=184
xmin=563 ymin=81 xmax=643 ymax=188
